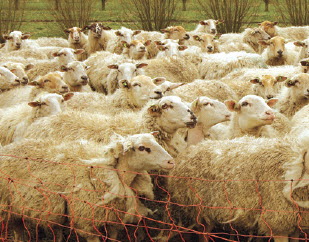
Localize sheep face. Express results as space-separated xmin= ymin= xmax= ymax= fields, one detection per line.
xmin=61 ymin=61 xmax=89 ymax=87
xmin=65 ymin=27 xmax=83 ymax=44
xmin=301 ymin=59 xmax=309 ymax=73
xmin=259 ymin=21 xmax=278 ymax=37
xmin=124 ymin=133 xmax=174 ymax=171
xmin=28 ymin=92 xmax=74 ymax=116
xmin=3 ymin=31 xmax=30 ymax=51
xmin=191 ymin=97 xmax=231 ymax=127
xmin=123 ymin=40 xmax=150 ymax=59
xmin=285 ymin=73 xmax=309 ymax=99
xmin=161 ymin=26 xmax=190 ymax=42
xmin=193 ymin=34 xmax=216 ymax=53
xmin=294 ymin=39 xmax=309 ymax=59
xmin=1 ymin=62 xmax=33 ymax=85
xmin=153 ymin=80 xmax=184 ymax=96
xmin=156 ymin=39 xmax=188 ymax=57
xmin=0 ymin=66 xmax=21 ymax=90
xmin=119 ymin=75 xmax=163 ymax=107
xmin=83 ymin=23 xmax=111 ymax=38
xmin=198 ymin=19 xmax=224 ymax=35
xmin=29 ymin=72 xmax=69 ymax=94
xmin=259 ymin=36 xmax=286 ymax=58
xmin=225 ymin=95 xmax=278 ymax=130
xmin=250 ymin=75 xmax=287 ymax=99
xmin=52 ymin=48 xmax=83 ymax=65
xmin=115 ymin=27 xmax=141 ymax=44
xmin=250 ymin=28 xmax=271 ymax=41
xmin=148 ymin=96 xmax=197 ymax=133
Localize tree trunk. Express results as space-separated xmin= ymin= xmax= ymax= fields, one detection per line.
xmin=182 ymin=0 xmax=187 ymax=11
xmin=101 ymin=0 xmax=106 ymax=10
xmin=14 ymin=0 xmax=19 ymax=10
xmin=264 ymin=0 xmax=270 ymax=12
xmin=55 ymin=0 xmax=59 ymax=10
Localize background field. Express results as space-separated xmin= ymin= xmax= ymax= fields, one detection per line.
xmin=20 ymin=0 xmax=281 ymax=38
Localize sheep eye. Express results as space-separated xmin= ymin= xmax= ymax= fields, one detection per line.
xmin=203 ymin=102 xmax=213 ymax=106
xmin=162 ymin=104 xmax=168 ymax=109
xmin=138 ymin=146 xmax=145 ymax=151
xmin=241 ymin=101 xmax=249 ymax=107
xmin=145 ymin=148 xmax=151 ymax=153
xmin=133 ymin=83 xmax=141 ymax=87
xmin=44 ymin=79 xmax=50 ymax=83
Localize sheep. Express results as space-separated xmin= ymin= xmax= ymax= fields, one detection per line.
xmin=83 ymin=22 xmax=112 ymax=55
xmin=222 ymin=74 xmax=287 ymax=100
xmin=258 ymin=36 xmax=298 ymax=66
xmin=220 ymin=95 xmax=292 ymax=139
xmin=0 ymin=62 xmax=33 ymax=85
xmin=155 ymin=39 xmax=188 ymax=58
xmin=170 ymin=79 xmax=238 ymax=103
xmin=90 ymin=61 xmax=148 ymax=95
xmin=160 ymin=26 xmax=190 ymax=44
xmin=0 ymin=132 xmax=174 ymax=241
xmin=107 ymin=27 xmax=142 ymax=54
xmin=293 ymin=38 xmax=309 ymax=63
xmin=276 ymin=73 xmax=309 ymax=118
xmin=23 ymin=96 xmax=197 ymax=157
xmin=289 ymin=104 xmax=309 ymax=140
xmin=66 ymin=75 xmax=166 ymax=114
xmin=259 ymin=21 xmax=309 ymax=41
xmin=199 ymin=51 xmax=266 ymax=80
xmin=166 ymin=135 xmax=309 ymax=241
xmin=144 ymin=57 xmax=199 ymax=84
xmin=65 ymin=27 xmax=88 ymax=61
xmin=190 ymin=19 xmax=224 ymax=35
xmin=2 ymin=31 xmax=31 ymax=51
xmin=0 ymin=72 xmax=69 ymax=108
xmin=186 ymin=33 xmax=219 ymax=53
xmin=0 ymin=66 xmax=21 ymax=92
xmin=121 ymin=40 xmax=151 ymax=60
xmin=301 ymin=58 xmax=309 ymax=73
xmin=0 ymin=92 xmax=73 ymax=145
xmin=35 ymin=37 xmax=69 ymax=48
xmin=60 ymin=61 xmax=91 ymax=92
xmin=134 ymin=31 xmax=164 ymax=59
xmin=26 ymin=47 xmax=84 ymax=80
xmin=219 ymin=27 xmax=271 ymax=54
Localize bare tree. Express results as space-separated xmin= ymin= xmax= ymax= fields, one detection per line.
xmin=263 ymin=0 xmax=270 ymax=11
xmin=0 ymin=0 xmax=26 ymax=43
xmin=121 ymin=0 xmax=178 ymax=31
xmin=274 ymin=0 xmax=308 ymax=25
xmin=101 ymin=0 xmax=107 ymax=10
xmin=197 ymin=0 xmax=259 ymax=33
xmin=55 ymin=0 xmax=59 ymax=10
xmin=46 ymin=0 xmax=97 ymax=34
xmin=182 ymin=0 xmax=188 ymax=11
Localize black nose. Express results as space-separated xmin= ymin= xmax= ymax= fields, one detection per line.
xmin=268 ymin=36 xmax=271 ymax=39
xmin=22 ymin=77 xmax=28 ymax=84
xmin=140 ymin=46 xmax=145 ymax=50
xmin=62 ymin=86 xmax=69 ymax=90
xmin=154 ymin=90 xmax=162 ymax=96
xmin=207 ymin=46 xmax=213 ymax=50
xmin=277 ymin=50 xmax=283 ymax=56
xmin=16 ymin=43 xmax=21 ymax=46
xmin=211 ymin=29 xmax=216 ymax=33
xmin=81 ymin=75 xmax=88 ymax=81
xmin=266 ymin=95 xmax=274 ymax=99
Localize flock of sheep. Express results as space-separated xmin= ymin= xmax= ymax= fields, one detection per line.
xmin=0 ymin=18 xmax=308 ymax=241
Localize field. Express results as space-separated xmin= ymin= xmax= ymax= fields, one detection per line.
xmin=20 ymin=0 xmax=282 ymax=39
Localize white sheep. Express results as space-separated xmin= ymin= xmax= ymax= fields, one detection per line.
xmin=0 ymin=92 xmax=73 ymax=145
xmin=60 ymin=61 xmax=91 ymax=92
xmin=26 ymin=47 xmax=84 ymax=80
xmin=66 ymin=75 xmax=167 ymax=114
xmin=301 ymin=58 xmax=309 ymax=73
xmin=259 ymin=21 xmax=309 ymax=41
xmin=65 ymin=27 xmax=88 ymax=61
xmin=160 ymin=26 xmax=190 ymax=44
xmin=0 ymin=72 xmax=69 ymax=109
xmin=166 ymin=135 xmax=309 ymax=242
xmin=35 ymin=37 xmax=69 ymax=48
xmin=199 ymin=51 xmax=266 ymax=80
xmin=2 ymin=31 xmax=31 ymax=52
xmin=185 ymin=33 xmax=219 ymax=53
xmin=219 ymin=27 xmax=270 ymax=53
xmin=170 ymin=79 xmax=238 ymax=103
xmin=190 ymin=19 xmax=224 ymax=35
xmin=0 ymin=66 xmax=21 ymax=91
xmin=121 ymin=40 xmax=151 ymax=60
xmin=0 ymin=132 xmax=173 ymax=241
xmin=0 ymin=62 xmax=33 ymax=85
xmin=293 ymin=38 xmax=309 ymax=63
xmin=276 ymin=73 xmax=309 ymax=117
xmin=289 ymin=104 xmax=309 ymax=140
xmin=155 ymin=39 xmax=188 ymax=58
xmin=23 ymin=96 xmax=197 ymax=157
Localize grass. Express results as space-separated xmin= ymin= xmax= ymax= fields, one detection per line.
xmin=11 ymin=0 xmax=285 ymax=39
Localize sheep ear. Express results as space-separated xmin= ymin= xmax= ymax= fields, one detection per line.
xmin=119 ymin=80 xmax=131 ymax=89
xmin=21 ymin=34 xmax=30 ymax=40
xmin=178 ymin=45 xmax=188 ymax=51
xmin=133 ymin=30 xmax=141 ymax=35
xmin=168 ymin=82 xmax=185 ymax=90
xmin=224 ymin=100 xmax=238 ymax=112
xmin=136 ymin=63 xmax=148 ymax=69
xmin=199 ymin=21 xmax=207 ymax=25
xmin=64 ymin=28 xmax=71 ymax=34
xmin=107 ymin=64 xmax=118 ymax=69
xmin=28 ymin=80 xmax=40 ymax=86
xmin=276 ymin=76 xmax=287 ymax=82
xmin=121 ymin=41 xmax=129 ymax=48
xmin=216 ymin=19 xmax=224 ymax=24
xmin=160 ymin=28 xmax=169 ymax=33
xmin=155 ymin=41 xmax=164 ymax=46
xmin=273 ymin=21 xmax=278 ymax=25
xmin=144 ymin=40 xmax=152 ymax=46
xmin=294 ymin=41 xmax=306 ymax=47
xmin=258 ymin=40 xmax=270 ymax=46
xmin=102 ymin=26 xmax=111 ymax=30
xmin=285 ymin=80 xmax=297 ymax=87
xmin=193 ymin=35 xmax=201 ymax=41
xmin=60 ymin=65 xmax=69 ymax=72
xmin=151 ymin=131 xmax=160 ymax=137
xmin=3 ymin=34 xmax=10 ymax=40
xmin=191 ymin=97 xmax=200 ymax=112
xmin=28 ymin=101 xmax=42 ymax=107
xmin=63 ymin=92 xmax=74 ymax=101
xmin=0 ymin=43 xmax=5 ymax=49
xmin=24 ymin=63 xmax=34 ymax=71
xmin=52 ymin=52 xmax=60 ymax=57
xmin=148 ymin=104 xmax=161 ymax=117
xmin=250 ymin=78 xmax=261 ymax=84
xmin=300 ymin=60 xmax=309 ymax=66
xmin=115 ymin=31 xmax=123 ymax=37
xmin=157 ymin=45 xmax=166 ymax=51
xmin=152 ymin=77 xmax=166 ymax=85
xmin=74 ymin=49 xmax=84 ymax=55
xmin=267 ymin=98 xmax=278 ymax=107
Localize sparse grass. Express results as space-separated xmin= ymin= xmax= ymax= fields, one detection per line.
xmin=19 ymin=0 xmax=286 ymax=39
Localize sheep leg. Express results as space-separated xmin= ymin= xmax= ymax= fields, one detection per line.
xmin=198 ymin=223 xmax=214 ymax=242
xmin=290 ymin=230 xmax=300 ymax=242
xmin=55 ymin=228 xmax=63 ymax=242
xmin=273 ymin=235 xmax=289 ymax=242
xmin=12 ymin=221 xmax=26 ymax=241
xmin=86 ymin=237 xmax=101 ymax=242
